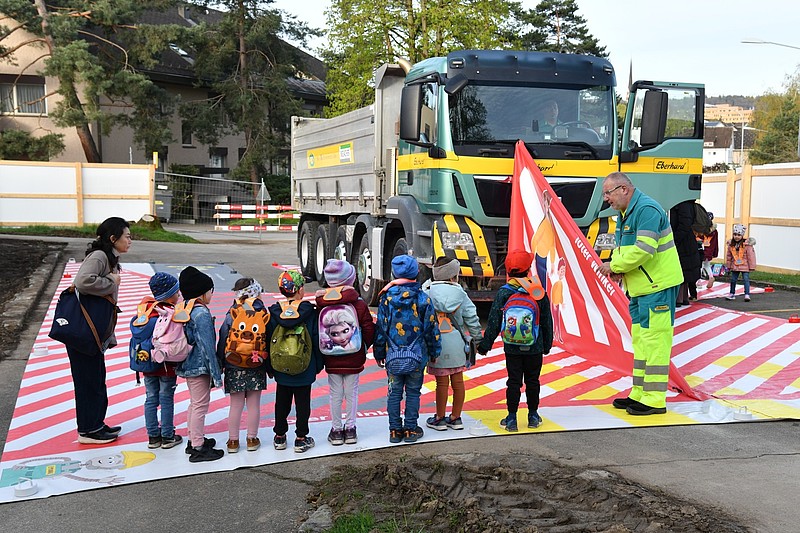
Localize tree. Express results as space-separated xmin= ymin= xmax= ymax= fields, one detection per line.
xmin=515 ymin=0 xmax=607 ymax=57
xmin=750 ymin=75 xmax=800 ymax=164
xmin=180 ymin=1 xmax=316 ymax=183
xmin=1 ymin=0 xmax=182 ymax=162
xmin=0 ymin=129 xmax=64 ymax=160
xmin=322 ymin=0 xmax=520 ymax=116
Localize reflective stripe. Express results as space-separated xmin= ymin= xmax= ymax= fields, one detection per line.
xmin=660 ymin=227 xmax=674 ymax=238
xmin=645 ymin=365 xmax=670 ymax=376
xmin=633 ymin=359 xmax=646 ymax=370
xmin=632 ymin=375 xmax=645 ymax=387
xmin=657 ymin=240 xmax=676 ymax=252
xmin=643 ymin=381 xmax=669 ymax=392
xmin=637 ymin=230 xmax=660 ymax=240
xmin=635 ymin=241 xmax=656 ymax=254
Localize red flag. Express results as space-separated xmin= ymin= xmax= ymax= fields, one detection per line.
xmin=510 ymin=141 xmax=698 ymax=399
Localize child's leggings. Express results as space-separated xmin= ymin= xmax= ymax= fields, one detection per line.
xmin=328 ymin=373 xmax=359 ymax=430
xmin=435 ymin=372 xmax=465 ymax=419
xmin=185 ymin=375 xmax=212 ymax=449
xmin=228 ymin=390 xmax=262 ymax=439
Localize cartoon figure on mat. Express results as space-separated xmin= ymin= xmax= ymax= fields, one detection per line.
xmin=550 ymin=257 xmax=566 ymax=343
xmin=319 ymin=307 xmax=362 ymax=354
xmin=0 ymin=451 xmax=156 ymax=488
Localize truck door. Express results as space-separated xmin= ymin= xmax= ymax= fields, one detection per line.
xmin=619 ymin=81 xmax=705 ymax=210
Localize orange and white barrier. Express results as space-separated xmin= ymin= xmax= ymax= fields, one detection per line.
xmin=213 ymin=204 xmax=299 ymax=231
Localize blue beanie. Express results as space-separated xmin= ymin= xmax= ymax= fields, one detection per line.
xmin=149 ymin=272 xmax=180 ymax=301
xmin=391 ymin=255 xmax=419 ymax=279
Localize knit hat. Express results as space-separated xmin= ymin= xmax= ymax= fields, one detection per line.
xmin=323 ymin=259 xmax=356 ymax=287
xmin=505 ymin=250 xmax=535 ymax=275
xmin=278 ymin=270 xmax=304 ymax=296
xmin=433 ymin=258 xmax=460 ymax=281
xmin=235 ymin=279 xmax=263 ymax=300
xmin=732 ymin=223 xmax=746 ymax=236
xmin=391 ymin=255 xmax=419 ymax=279
xmin=149 ymin=272 xmax=180 ymax=301
xmin=179 ymin=266 xmax=214 ymax=300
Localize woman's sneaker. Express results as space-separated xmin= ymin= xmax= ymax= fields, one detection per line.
xmin=274 ymin=434 xmax=287 ymax=450
xmin=344 ymin=426 xmax=358 ymax=445
xmin=188 ymin=444 xmax=224 ymax=463
xmin=161 ymin=434 xmax=183 ymax=449
xmin=327 ymin=428 xmax=344 ymax=446
xmin=425 ymin=416 xmax=447 ymax=431
xmin=294 ymin=436 xmax=315 ymax=453
xmin=445 ymin=415 xmax=464 ymax=430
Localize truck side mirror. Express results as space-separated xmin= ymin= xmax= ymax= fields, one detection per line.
xmin=444 ymin=74 xmax=468 ymax=96
xmin=400 ymin=84 xmax=429 ymax=146
xmin=639 ymin=90 xmax=668 ymax=148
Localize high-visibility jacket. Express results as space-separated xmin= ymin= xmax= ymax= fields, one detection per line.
xmin=610 ymin=189 xmax=683 ymax=297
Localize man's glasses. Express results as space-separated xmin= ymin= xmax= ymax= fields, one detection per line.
xmin=602 ymin=184 xmax=624 ymax=197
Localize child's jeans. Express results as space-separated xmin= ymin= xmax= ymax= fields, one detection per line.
xmin=505 ymin=352 xmax=544 ymax=413
xmin=386 ymin=367 xmax=424 ymax=430
xmin=729 ymin=271 xmax=751 ymax=296
xmin=328 ymin=373 xmax=360 ymax=430
xmin=144 ymin=375 xmax=177 ymax=438
xmin=185 ymin=375 xmax=212 ymax=448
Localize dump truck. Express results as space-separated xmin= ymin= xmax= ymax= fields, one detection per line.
xmin=291 ymin=50 xmax=704 ymax=305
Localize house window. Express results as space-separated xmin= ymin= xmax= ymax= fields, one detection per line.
xmin=0 ymin=82 xmax=46 ymax=115
xmin=181 ymin=122 xmax=194 ymax=146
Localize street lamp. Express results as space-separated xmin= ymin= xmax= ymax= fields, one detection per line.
xmin=741 ymin=38 xmax=800 ymax=158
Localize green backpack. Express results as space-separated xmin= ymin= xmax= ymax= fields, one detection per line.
xmin=270 ymin=301 xmax=312 ymax=375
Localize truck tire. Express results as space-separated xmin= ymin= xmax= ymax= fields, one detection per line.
xmin=332 ymin=226 xmax=350 ymax=263
xmin=355 ymin=233 xmax=381 ymax=306
xmin=314 ymin=224 xmax=331 ymax=287
xmin=298 ymin=220 xmax=320 ymax=280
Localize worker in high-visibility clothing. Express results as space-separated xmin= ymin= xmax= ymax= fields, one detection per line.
xmin=598 ymin=172 xmax=683 ymax=415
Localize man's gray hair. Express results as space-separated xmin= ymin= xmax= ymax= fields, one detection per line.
xmin=605 ymin=172 xmax=633 ymax=186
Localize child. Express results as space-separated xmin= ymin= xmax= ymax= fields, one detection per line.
xmin=177 ymin=266 xmax=224 ymax=462
xmin=424 ymin=257 xmax=482 ymax=431
xmin=141 ymin=272 xmax=183 ymax=449
xmin=217 ymin=278 xmax=269 ymax=453
xmin=477 ymin=250 xmax=553 ymax=431
xmin=373 ymin=255 xmax=440 ymax=444
xmin=316 ymin=259 xmax=375 ymax=446
xmin=267 ymin=270 xmax=323 ymax=453
xmin=725 ymin=224 xmax=757 ymax=302
xmin=700 ymin=212 xmax=719 ymax=290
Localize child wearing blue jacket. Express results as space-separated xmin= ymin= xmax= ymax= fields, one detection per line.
xmin=267 ymin=271 xmax=323 ymax=453
xmin=177 ymin=266 xmax=224 ymax=463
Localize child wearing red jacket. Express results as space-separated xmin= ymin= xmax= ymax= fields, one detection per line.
xmin=316 ymin=259 xmax=375 ymax=446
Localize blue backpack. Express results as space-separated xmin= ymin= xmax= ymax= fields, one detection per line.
xmin=129 ymin=301 xmax=164 ymax=383
xmin=500 ymin=278 xmax=543 ymax=346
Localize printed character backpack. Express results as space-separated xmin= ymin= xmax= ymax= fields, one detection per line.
xmin=269 ymin=301 xmax=312 ymax=375
xmin=224 ymin=298 xmax=270 ymax=368
xmin=383 ymin=292 xmax=426 ymax=375
xmin=318 ymin=287 xmax=362 ymax=356
xmin=129 ymin=300 xmax=163 ymax=380
xmin=501 ymin=278 xmax=544 ymax=346
xmin=151 ymin=299 xmax=195 ymax=363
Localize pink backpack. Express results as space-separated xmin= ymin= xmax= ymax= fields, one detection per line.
xmin=151 ymin=300 xmax=193 ymax=363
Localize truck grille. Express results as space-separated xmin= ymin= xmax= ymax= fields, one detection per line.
xmin=475 ymin=179 xmax=596 ymax=219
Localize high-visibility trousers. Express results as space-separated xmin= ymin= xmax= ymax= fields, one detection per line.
xmin=628 ymin=286 xmax=679 ymax=409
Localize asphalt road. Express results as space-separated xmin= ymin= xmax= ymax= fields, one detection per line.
xmin=1 ymin=229 xmax=798 ymax=532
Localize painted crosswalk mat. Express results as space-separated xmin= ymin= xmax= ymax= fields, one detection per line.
xmin=1 ymin=263 xmax=799 ymax=502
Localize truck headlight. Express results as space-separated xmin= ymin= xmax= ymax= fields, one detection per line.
xmin=442 ymin=232 xmax=476 ymax=251
xmin=595 ymin=233 xmax=616 ymax=250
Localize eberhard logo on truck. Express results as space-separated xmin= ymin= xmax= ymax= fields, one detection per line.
xmin=291 ymin=50 xmax=704 ymax=304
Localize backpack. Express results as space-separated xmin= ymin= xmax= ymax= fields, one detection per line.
xmin=269 ymin=301 xmax=312 ymax=375
xmin=318 ymin=287 xmax=362 ymax=356
xmin=692 ymin=203 xmax=713 ymax=236
xmin=224 ymin=298 xmax=270 ymax=368
xmin=129 ymin=301 xmax=163 ymax=381
xmin=383 ymin=292 xmax=426 ymax=375
xmin=501 ymin=279 xmax=543 ymax=346
xmin=151 ymin=299 xmax=195 ymax=363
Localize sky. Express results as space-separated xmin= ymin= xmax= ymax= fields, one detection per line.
xmin=271 ymin=0 xmax=800 ymax=97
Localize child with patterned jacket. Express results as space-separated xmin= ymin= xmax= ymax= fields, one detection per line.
xmin=477 ymin=250 xmax=553 ymax=432
xmin=267 ymin=270 xmax=324 ymax=454
xmin=424 ymin=257 xmax=482 ymax=432
xmin=315 ymin=259 xmax=375 ymax=446
xmin=373 ymin=255 xmax=441 ymax=444
xmin=725 ymin=223 xmax=757 ymax=302
xmin=140 ymin=272 xmax=183 ymax=450
xmin=216 ymin=278 xmax=270 ymax=454
xmin=177 ymin=266 xmax=224 ymax=463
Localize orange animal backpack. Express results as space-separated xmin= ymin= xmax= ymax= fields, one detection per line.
xmin=224 ymin=298 xmax=270 ymax=368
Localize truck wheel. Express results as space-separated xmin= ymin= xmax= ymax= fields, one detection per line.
xmin=356 ymin=233 xmax=381 ymax=306
xmin=298 ymin=220 xmax=320 ymax=280
xmin=314 ymin=224 xmax=331 ymax=287
xmin=332 ymin=226 xmax=349 ymax=263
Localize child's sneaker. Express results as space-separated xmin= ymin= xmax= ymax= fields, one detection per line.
xmin=246 ymin=437 xmax=260 ymax=451
xmin=185 ymin=437 xmax=216 ymax=454
xmin=148 ymin=435 xmax=162 ymax=449
xmin=188 ymin=444 xmax=224 ymax=463
xmin=403 ymin=426 xmax=424 ymax=443
xmin=161 ymin=434 xmax=183 ymax=449
xmin=425 ymin=416 xmax=447 ymax=431
xmin=744 ymin=295 xmax=751 ymax=302
xmin=344 ymin=426 xmax=357 ymax=445
xmin=445 ymin=415 xmax=464 ymax=430
xmin=528 ymin=411 xmax=543 ymax=429
xmin=389 ymin=429 xmax=403 ymax=443
xmin=273 ymin=434 xmax=287 ymax=450
xmin=327 ymin=428 xmax=344 ymax=446
xmin=500 ymin=413 xmax=518 ymax=432
xmin=294 ymin=436 xmax=315 ymax=453
xmin=227 ymin=439 xmax=239 ymax=453
xmin=726 ymin=294 xmax=736 ymax=301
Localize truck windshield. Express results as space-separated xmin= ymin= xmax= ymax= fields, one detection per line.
xmin=448 ymin=84 xmax=615 ymax=159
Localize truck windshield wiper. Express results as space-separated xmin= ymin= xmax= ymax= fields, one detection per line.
xmin=547 ymin=141 xmax=599 ymax=158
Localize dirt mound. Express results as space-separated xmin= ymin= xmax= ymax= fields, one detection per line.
xmin=311 ymin=453 xmax=749 ymax=532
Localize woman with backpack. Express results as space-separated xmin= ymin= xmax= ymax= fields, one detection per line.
xmin=68 ymin=217 xmax=131 ymax=444
xmin=424 ymin=257 xmax=482 ymax=431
